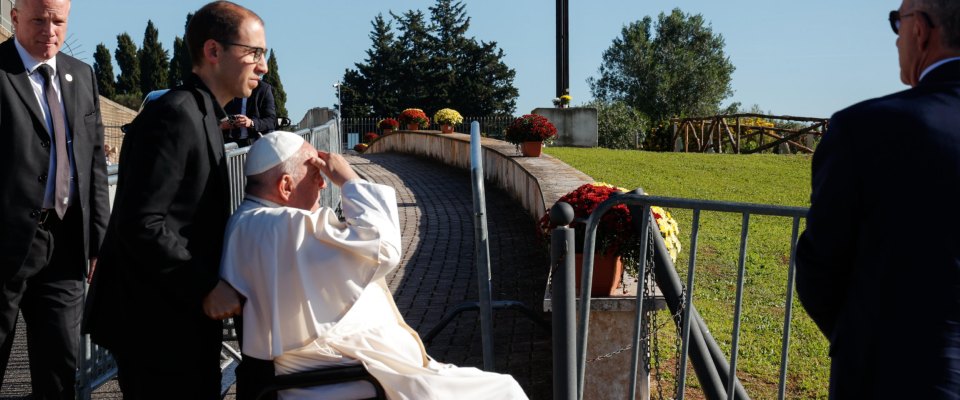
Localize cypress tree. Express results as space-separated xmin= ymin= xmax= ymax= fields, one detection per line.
xmin=262 ymin=50 xmax=288 ymax=118
xmin=93 ymin=43 xmax=116 ymax=99
xmin=139 ymin=20 xmax=169 ymax=95
xmin=179 ymin=13 xmax=194 ymax=79
xmin=168 ymin=36 xmax=185 ymax=87
xmin=114 ymin=32 xmax=140 ymax=97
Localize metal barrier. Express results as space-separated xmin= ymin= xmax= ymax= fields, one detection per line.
xmin=551 ymin=193 xmax=807 ymax=400
xmin=77 ymin=119 xmax=341 ymax=398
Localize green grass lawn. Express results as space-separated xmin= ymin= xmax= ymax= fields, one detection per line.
xmin=544 ymin=147 xmax=829 ymax=399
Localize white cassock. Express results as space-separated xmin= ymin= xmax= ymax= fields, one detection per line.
xmin=220 ymin=180 xmax=528 ymax=400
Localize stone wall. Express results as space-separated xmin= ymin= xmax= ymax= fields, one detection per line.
xmin=534 ymin=107 xmax=599 ymax=148
xmin=364 ymin=130 xmax=593 ymax=221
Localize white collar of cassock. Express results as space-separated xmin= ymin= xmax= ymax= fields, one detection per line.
xmin=244 ymin=195 xmax=281 ymax=208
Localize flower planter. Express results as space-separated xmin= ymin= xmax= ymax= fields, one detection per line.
xmin=521 ymin=141 xmax=543 ymax=157
xmin=407 ymin=123 xmax=420 ymax=131
xmin=382 ymin=128 xmax=393 ymax=135
xmin=440 ymin=124 xmax=454 ymax=134
xmin=574 ymin=252 xmax=624 ymax=297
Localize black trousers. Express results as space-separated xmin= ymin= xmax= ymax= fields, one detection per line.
xmin=112 ymin=305 xmax=223 ymax=399
xmin=0 ymin=206 xmax=85 ymax=400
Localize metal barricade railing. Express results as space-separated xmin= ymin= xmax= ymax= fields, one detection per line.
xmin=551 ymin=193 xmax=808 ymax=400
xmin=78 ymin=119 xmax=342 ymax=398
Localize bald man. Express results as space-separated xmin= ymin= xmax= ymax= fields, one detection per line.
xmin=0 ymin=0 xmax=109 ymax=397
xmin=797 ymin=0 xmax=960 ymax=397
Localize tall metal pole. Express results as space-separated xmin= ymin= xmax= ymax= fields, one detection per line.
xmin=469 ymin=121 xmax=496 ymax=371
xmin=333 ymin=81 xmax=343 ymax=147
xmin=555 ymin=0 xmax=569 ymax=98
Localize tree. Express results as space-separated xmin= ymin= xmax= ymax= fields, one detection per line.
xmin=391 ymin=10 xmax=432 ymax=112
xmin=587 ymin=100 xmax=649 ymax=150
xmin=114 ymin=32 xmax=140 ymax=97
xmin=589 ymin=8 xmax=734 ymax=126
xmin=342 ymin=0 xmax=518 ymax=118
xmin=139 ymin=20 xmax=169 ymax=95
xmin=168 ymin=36 xmax=186 ymax=87
xmin=358 ymin=15 xmax=401 ymax=116
xmin=262 ymin=50 xmax=288 ymax=117
xmin=168 ymin=13 xmax=195 ymax=87
xmin=93 ymin=43 xmax=116 ymax=98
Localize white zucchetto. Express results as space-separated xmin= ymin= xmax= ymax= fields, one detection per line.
xmin=244 ymin=131 xmax=305 ymax=176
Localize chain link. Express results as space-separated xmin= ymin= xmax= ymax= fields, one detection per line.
xmin=586 ymin=343 xmax=633 ymax=364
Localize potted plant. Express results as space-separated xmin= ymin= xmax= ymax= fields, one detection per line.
xmin=378 ymin=118 xmax=399 ymax=134
xmin=353 ymin=143 xmax=369 ymax=153
xmin=364 ymin=132 xmax=380 ymax=143
xmin=504 ymin=114 xmax=557 ymax=157
xmin=539 ymin=182 xmax=681 ymax=296
xmin=398 ymin=108 xmax=430 ymax=130
xmin=559 ymin=94 xmax=572 ymax=108
xmin=433 ymin=108 xmax=463 ymax=134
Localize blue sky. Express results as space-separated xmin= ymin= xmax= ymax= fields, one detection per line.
xmin=65 ymin=0 xmax=904 ymax=122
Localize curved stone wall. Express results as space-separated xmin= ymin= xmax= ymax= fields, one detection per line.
xmin=364 ymin=130 xmax=593 ymax=221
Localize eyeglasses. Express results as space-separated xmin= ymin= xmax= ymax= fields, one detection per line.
xmin=219 ymin=41 xmax=267 ymax=63
xmin=889 ymin=9 xmax=933 ymax=35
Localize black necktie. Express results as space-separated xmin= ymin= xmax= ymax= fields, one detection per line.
xmin=37 ymin=64 xmax=70 ymax=218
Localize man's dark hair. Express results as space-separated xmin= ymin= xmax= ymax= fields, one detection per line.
xmin=917 ymin=0 xmax=960 ymax=50
xmin=185 ymin=1 xmax=264 ymax=67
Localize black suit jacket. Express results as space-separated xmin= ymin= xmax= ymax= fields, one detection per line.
xmin=84 ymin=74 xmax=230 ymax=350
xmin=797 ymin=60 xmax=960 ymax=398
xmin=223 ymin=80 xmax=277 ymax=139
xmin=0 ymin=38 xmax=109 ymax=278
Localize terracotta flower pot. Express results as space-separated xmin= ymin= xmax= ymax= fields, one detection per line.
xmin=441 ymin=124 xmax=454 ymax=134
xmin=574 ymin=252 xmax=624 ymax=297
xmin=382 ymin=128 xmax=393 ymax=135
xmin=521 ymin=141 xmax=543 ymax=157
xmin=407 ymin=123 xmax=420 ymax=131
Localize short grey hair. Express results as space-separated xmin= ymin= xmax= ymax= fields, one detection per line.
xmin=915 ymin=0 xmax=960 ymax=50
xmin=244 ymin=146 xmax=312 ymax=196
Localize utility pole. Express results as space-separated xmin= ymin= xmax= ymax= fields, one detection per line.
xmin=556 ymin=0 xmax=569 ymax=98
xmin=333 ymin=81 xmax=342 ymax=143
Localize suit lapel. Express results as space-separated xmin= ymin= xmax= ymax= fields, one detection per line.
xmin=1 ymin=41 xmax=46 ymax=135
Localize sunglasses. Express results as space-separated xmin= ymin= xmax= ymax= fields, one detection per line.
xmin=219 ymin=41 xmax=267 ymax=63
xmin=889 ymin=10 xmax=933 ymax=35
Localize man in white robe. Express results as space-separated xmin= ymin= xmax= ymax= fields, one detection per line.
xmin=220 ymin=131 xmax=528 ymax=400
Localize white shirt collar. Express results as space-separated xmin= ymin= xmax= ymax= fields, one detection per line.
xmin=919 ymin=56 xmax=960 ymax=82
xmin=244 ymin=194 xmax=281 ymax=208
xmin=13 ymin=37 xmax=58 ymax=75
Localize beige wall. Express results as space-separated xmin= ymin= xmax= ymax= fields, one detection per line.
xmin=99 ymin=96 xmax=137 ymax=164
xmin=0 ymin=0 xmax=11 ymax=41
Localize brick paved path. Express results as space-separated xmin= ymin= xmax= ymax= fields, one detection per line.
xmin=349 ymin=153 xmax=553 ymax=399
xmin=0 ymin=152 xmax=554 ymax=399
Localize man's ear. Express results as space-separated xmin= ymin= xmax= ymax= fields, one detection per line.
xmin=203 ymin=39 xmax=221 ymax=65
xmin=277 ymin=174 xmax=294 ymax=202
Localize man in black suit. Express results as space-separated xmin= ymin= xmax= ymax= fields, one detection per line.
xmin=0 ymin=0 xmax=109 ymax=397
xmin=221 ymin=79 xmax=277 ymax=147
xmin=797 ymin=0 xmax=960 ymax=398
xmin=83 ymin=1 xmax=265 ymax=397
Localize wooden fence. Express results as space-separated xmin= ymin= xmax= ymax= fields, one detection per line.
xmin=671 ymin=114 xmax=828 ymax=154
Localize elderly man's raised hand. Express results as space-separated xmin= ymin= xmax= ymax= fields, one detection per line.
xmin=312 ymin=151 xmax=360 ymax=187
